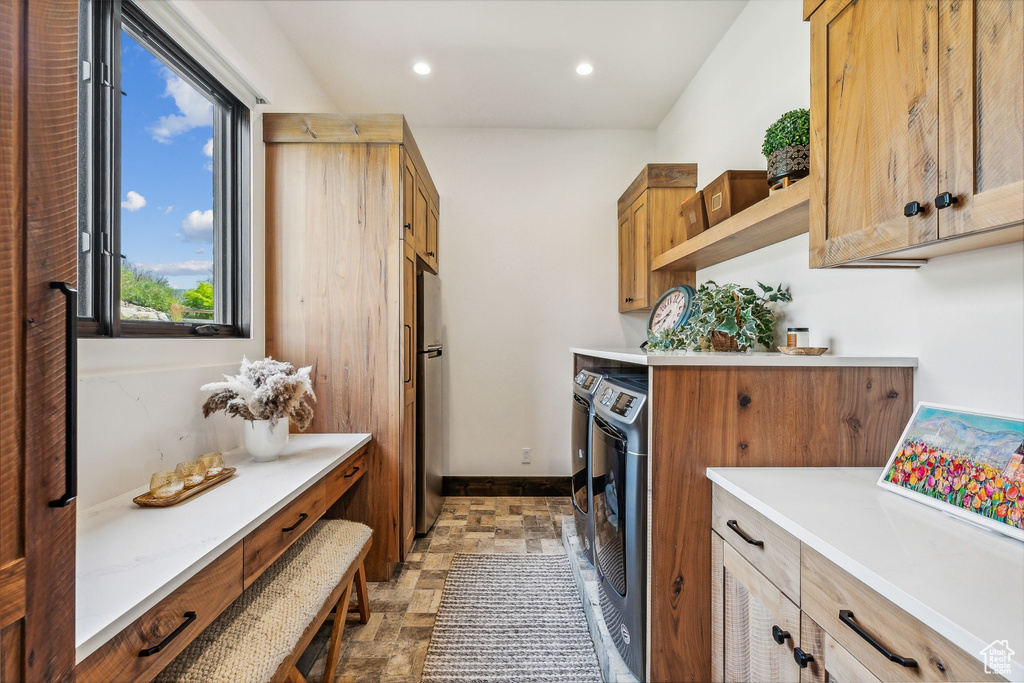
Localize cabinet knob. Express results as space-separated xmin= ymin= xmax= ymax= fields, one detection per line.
xmin=903 ymin=201 xmax=925 ymax=217
xmin=404 ymin=223 xmax=412 ymax=230
xmin=428 ymin=251 xmax=435 ymax=257
xmin=624 ymin=297 xmax=633 ymax=303
xmin=772 ymin=625 xmax=791 ymax=645
xmin=934 ymin=192 xmax=959 ymax=210
xmin=793 ymin=647 xmax=814 ymax=669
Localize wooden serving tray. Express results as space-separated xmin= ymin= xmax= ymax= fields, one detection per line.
xmin=777 ymin=346 xmax=828 ymax=356
xmin=133 ymin=467 xmax=237 ymax=508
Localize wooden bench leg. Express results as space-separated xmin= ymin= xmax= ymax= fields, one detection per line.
xmin=354 ymin=561 xmax=369 ymax=624
xmin=322 ymin=580 xmax=354 ymax=683
xmin=285 ymin=665 xmax=307 ymax=683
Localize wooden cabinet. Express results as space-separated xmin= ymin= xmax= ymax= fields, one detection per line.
xmin=1 ymin=0 xmax=79 ymax=679
xmin=264 ymin=113 xmax=439 ymax=580
xmin=808 ymin=0 xmax=1023 ymax=267
xmin=616 ymin=164 xmax=698 ymax=312
xmin=242 ymin=481 xmax=326 ymax=587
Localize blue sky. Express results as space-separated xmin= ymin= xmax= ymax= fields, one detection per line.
xmin=120 ymin=30 xmax=215 ymax=290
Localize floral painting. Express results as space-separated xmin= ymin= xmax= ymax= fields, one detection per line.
xmin=878 ymin=403 xmax=1024 ymax=541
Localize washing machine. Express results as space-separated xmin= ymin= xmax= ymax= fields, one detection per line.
xmin=571 ymin=367 xmax=643 ymax=568
xmin=592 ymin=374 xmax=649 ymax=681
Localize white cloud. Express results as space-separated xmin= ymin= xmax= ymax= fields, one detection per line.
xmin=194 ymin=248 xmax=206 ymax=255
xmin=181 ymin=209 xmax=213 ymax=243
xmin=138 ymin=260 xmax=213 ymax=277
xmin=163 ymin=206 xmax=174 ymax=215
xmin=148 ymin=68 xmax=213 ymax=143
xmin=121 ymin=190 xmax=147 ymax=212
xmin=203 ymin=138 xmax=213 ymax=157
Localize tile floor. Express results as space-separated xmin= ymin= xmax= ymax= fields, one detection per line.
xmin=298 ymin=496 xmax=574 ymax=683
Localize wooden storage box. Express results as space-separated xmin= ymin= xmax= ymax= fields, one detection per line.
xmin=679 ymin=190 xmax=709 ymax=238
xmin=703 ymin=170 xmax=769 ymax=228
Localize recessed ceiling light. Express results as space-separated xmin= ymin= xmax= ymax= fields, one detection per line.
xmin=413 ymin=62 xmax=431 ymax=75
xmin=576 ymin=63 xmax=594 ymax=76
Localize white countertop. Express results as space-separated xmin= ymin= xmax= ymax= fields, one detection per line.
xmin=707 ymin=467 xmax=1024 ymax=681
xmin=572 ymin=347 xmax=918 ymax=367
xmin=76 ymin=432 xmax=371 ymax=663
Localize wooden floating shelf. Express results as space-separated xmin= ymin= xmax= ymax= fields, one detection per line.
xmin=652 ymin=179 xmax=810 ymax=272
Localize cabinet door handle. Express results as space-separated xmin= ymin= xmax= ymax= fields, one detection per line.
xmin=138 ymin=611 xmax=196 ymax=656
xmin=839 ymin=609 xmax=918 ymax=668
xmin=343 ymin=466 xmax=360 ymax=479
xmin=772 ymin=625 xmax=791 ymax=645
xmin=903 ymin=201 xmax=925 ymax=217
xmin=49 ymin=282 xmax=78 ymax=508
xmin=726 ymin=519 xmax=764 ymax=547
xmin=281 ymin=512 xmax=308 ymax=533
xmin=934 ymin=192 xmax=959 ymax=210
xmin=428 ymin=251 xmax=435 ymax=257
xmin=404 ymin=223 xmax=412 ymax=231
xmin=793 ymin=647 xmax=814 ymax=669
xmin=624 ymin=297 xmax=633 ymax=303
xmin=404 ymin=324 xmax=412 ymax=383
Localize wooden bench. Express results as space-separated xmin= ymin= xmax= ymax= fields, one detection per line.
xmin=155 ymin=519 xmax=372 ymax=683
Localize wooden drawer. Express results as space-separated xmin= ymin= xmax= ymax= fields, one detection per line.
xmin=825 ymin=632 xmax=881 ymax=683
xmin=712 ymin=485 xmax=800 ymax=602
xmin=802 ymin=546 xmax=1001 ymax=682
xmin=77 ymin=543 xmax=243 ymax=683
xmin=325 ymin=448 xmax=367 ymax=505
xmin=243 ymin=481 xmax=325 ymax=588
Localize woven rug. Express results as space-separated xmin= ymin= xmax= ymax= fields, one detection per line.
xmin=421 ymin=553 xmax=603 ymax=683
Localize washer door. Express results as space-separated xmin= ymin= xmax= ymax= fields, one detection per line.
xmin=592 ymin=414 xmax=628 ymax=597
xmin=571 ymin=394 xmax=590 ymax=514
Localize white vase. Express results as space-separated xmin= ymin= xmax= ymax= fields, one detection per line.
xmin=243 ymin=419 xmax=288 ymax=462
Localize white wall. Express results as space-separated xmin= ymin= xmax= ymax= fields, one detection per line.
xmin=653 ymin=0 xmax=1024 ymax=415
xmin=77 ymin=0 xmax=339 ymax=507
xmin=413 ymin=128 xmax=655 ymax=476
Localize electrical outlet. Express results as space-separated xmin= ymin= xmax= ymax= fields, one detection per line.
xmin=521 ymin=448 xmax=531 ymax=464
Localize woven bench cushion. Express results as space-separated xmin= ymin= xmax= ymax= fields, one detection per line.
xmin=156 ymin=519 xmax=372 ymax=683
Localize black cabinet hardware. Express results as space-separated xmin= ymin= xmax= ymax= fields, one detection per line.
xmin=49 ymin=282 xmax=78 ymax=508
xmin=138 ymin=611 xmax=196 ymax=656
xmin=839 ymin=609 xmax=918 ymax=667
xmin=903 ymin=201 xmax=924 ymax=217
xmin=726 ymin=519 xmax=764 ymax=547
xmin=343 ymin=466 xmax=360 ymax=479
xmin=772 ymin=625 xmax=791 ymax=645
xmin=793 ymin=647 xmax=814 ymax=669
xmin=281 ymin=512 xmax=308 ymax=533
xmin=934 ymin=192 xmax=959 ymax=210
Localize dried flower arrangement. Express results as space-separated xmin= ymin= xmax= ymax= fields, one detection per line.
xmin=201 ymin=357 xmax=316 ymax=430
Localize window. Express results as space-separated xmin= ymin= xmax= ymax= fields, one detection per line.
xmin=79 ymin=0 xmax=250 ymax=337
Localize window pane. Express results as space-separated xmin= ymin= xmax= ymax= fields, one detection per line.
xmin=119 ymin=29 xmax=218 ymax=323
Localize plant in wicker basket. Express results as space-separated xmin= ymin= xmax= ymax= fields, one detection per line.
xmin=651 ymin=280 xmax=791 ymax=352
xmin=200 ymin=356 xmax=316 ymax=430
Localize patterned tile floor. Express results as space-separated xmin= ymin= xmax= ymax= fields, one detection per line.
xmin=298 ymin=496 xmax=573 ymax=683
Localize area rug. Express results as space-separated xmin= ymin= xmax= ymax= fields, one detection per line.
xmin=421 ymin=553 xmax=603 ymax=683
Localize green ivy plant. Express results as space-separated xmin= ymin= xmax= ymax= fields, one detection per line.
xmin=648 ymin=280 xmax=792 ymax=352
xmin=762 ymin=108 xmax=810 ymax=158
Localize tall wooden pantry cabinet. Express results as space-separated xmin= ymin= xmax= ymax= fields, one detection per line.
xmin=1 ymin=0 xmax=79 ymax=679
xmin=263 ymin=114 xmax=440 ymax=581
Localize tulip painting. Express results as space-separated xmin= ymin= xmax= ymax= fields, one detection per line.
xmin=878 ymin=403 xmax=1024 ymax=541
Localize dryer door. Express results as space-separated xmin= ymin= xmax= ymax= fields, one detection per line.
xmin=571 ymin=394 xmax=591 ymax=515
xmin=592 ymin=414 xmax=629 ymax=596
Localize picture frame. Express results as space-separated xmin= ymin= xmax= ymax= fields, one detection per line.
xmin=877 ymin=402 xmax=1024 ymax=542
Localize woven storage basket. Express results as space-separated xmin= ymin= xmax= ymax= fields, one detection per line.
xmin=710 ymin=331 xmax=743 ymax=352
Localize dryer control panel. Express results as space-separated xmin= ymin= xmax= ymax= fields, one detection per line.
xmin=575 ymin=371 xmax=599 ymax=391
xmin=599 ymin=387 xmax=643 ymax=420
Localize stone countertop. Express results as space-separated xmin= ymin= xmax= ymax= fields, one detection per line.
xmin=571 ymin=347 xmax=918 ymax=367
xmin=75 ymin=432 xmax=371 ymax=663
xmin=707 ymin=467 xmax=1024 ymax=681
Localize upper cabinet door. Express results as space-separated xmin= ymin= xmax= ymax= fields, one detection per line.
xmin=426 ymin=199 xmax=439 ymax=273
xmin=809 ymin=0 xmax=939 ymax=267
xmin=938 ymin=0 xmax=1024 ymax=238
xmin=403 ymin=155 xmax=417 ymax=243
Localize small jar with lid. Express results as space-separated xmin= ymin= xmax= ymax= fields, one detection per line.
xmin=787 ymin=327 xmax=810 ymax=348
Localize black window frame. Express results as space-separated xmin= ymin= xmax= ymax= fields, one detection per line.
xmin=78 ymin=0 xmax=250 ymax=338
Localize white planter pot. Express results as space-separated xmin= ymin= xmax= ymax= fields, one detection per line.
xmin=243 ymin=419 xmax=288 ymax=462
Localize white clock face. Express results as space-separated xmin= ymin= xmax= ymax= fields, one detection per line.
xmin=650 ymin=291 xmax=688 ymax=333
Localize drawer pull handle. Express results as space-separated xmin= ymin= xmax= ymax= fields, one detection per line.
xmin=793 ymin=647 xmax=814 ymax=669
xmin=282 ymin=512 xmax=309 ymax=533
xmin=343 ymin=466 xmax=360 ymax=479
xmin=839 ymin=609 xmax=918 ymax=668
xmin=138 ymin=611 xmax=196 ymax=657
xmin=772 ymin=625 xmax=791 ymax=645
xmin=726 ymin=519 xmax=764 ymax=547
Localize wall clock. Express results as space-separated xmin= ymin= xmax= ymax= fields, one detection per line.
xmin=647 ymin=285 xmax=696 ymax=337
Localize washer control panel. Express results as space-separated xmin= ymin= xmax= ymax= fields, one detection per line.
xmin=575 ymin=370 xmax=601 ymax=392
xmin=610 ymin=391 xmax=638 ymax=417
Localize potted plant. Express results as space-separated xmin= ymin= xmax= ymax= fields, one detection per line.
xmin=648 ymin=280 xmax=791 ymax=352
xmin=762 ymin=108 xmax=810 ymax=187
xmin=201 ymin=357 xmax=316 ymax=461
